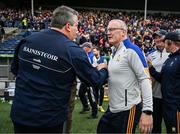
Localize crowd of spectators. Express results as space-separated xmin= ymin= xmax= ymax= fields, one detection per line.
xmin=0 ymin=8 xmax=51 ymax=30
xmin=0 ymin=8 xmax=179 ymax=56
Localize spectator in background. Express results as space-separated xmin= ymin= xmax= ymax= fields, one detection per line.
xmin=92 ymin=46 xmax=107 ymax=113
xmin=79 ymin=32 xmax=88 ymax=45
xmin=10 ymin=6 xmax=108 ymax=133
xmin=0 ymin=19 xmax=4 ymax=27
xmin=78 ymin=42 xmax=98 ymax=119
xmin=97 ymin=19 xmax=153 ymax=133
xmin=147 ymin=29 xmax=169 ymax=133
xmin=22 ymin=17 xmax=27 ymax=29
xmin=0 ymin=25 xmax=5 ymax=43
xmin=149 ymin=31 xmax=180 ymax=133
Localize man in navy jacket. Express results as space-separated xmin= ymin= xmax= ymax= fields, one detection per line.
xmin=149 ymin=31 xmax=180 ymax=133
xmin=11 ymin=6 xmax=108 ymax=133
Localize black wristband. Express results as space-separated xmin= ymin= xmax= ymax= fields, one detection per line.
xmin=143 ymin=110 xmax=153 ymax=115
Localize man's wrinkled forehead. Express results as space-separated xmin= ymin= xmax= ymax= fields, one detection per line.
xmin=108 ymin=20 xmax=121 ymax=28
xmin=108 ymin=20 xmax=127 ymax=31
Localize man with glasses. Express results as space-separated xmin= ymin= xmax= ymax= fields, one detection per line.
xmin=147 ymin=29 xmax=169 ymax=133
xmin=149 ymin=31 xmax=180 ymax=133
xmin=97 ymin=19 xmax=153 ymax=133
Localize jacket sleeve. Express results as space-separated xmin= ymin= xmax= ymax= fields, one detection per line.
xmin=71 ymin=49 xmax=108 ymax=88
xmin=149 ymin=66 xmax=162 ymax=83
xmin=127 ymin=47 xmax=153 ymax=111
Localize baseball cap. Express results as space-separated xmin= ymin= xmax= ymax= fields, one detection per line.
xmin=175 ymin=29 xmax=180 ymax=33
xmin=164 ymin=32 xmax=180 ymax=42
xmin=152 ymin=29 xmax=167 ymax=39
xmin=80 ymin=42 xmax=92 ymax=48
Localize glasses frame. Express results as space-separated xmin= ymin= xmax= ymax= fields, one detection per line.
xmin=106 ymin=28 xmax=125 ymax=32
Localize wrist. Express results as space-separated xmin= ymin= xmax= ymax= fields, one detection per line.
xmin=142 ymin=110 xmax=153 ymax=115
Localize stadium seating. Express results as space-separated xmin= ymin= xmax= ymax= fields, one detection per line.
xmin=0 ymin=31 xmax=33 ymax=55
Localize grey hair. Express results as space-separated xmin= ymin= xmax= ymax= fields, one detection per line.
xmin=50 ymin=5 xmax=79 ymax=29
xmin=111 ymin=19 xmax=128 ymax=32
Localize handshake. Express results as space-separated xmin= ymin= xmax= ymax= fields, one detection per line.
xmin=96 ymin=63 xmax=108 ymax=70
xmin=147 ymin=59 xmax=153 ymax=68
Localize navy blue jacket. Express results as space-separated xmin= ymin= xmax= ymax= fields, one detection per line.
xmin=11 ymin=29 xmax=108 ymax=127
xmin=97 ymin=56 xmax=105 ymax=64
xmin=149 ymin=49 xmax=180 ymax=112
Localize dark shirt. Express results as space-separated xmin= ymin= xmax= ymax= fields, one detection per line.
xmin=0 ymin=27 xmax=5 ymax=35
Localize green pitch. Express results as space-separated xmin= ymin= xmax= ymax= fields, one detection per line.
xmin=0 ymin=99 xmax=166 ymax=133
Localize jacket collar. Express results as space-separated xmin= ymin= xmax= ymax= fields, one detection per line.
xmin=169 ymin=49 xmax=180 ymax=57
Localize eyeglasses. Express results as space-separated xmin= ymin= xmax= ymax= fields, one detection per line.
xmin=106 ymin=28 xmax=124 ymax=32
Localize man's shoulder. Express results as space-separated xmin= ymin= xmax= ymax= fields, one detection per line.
xmin=68 ymin=42 xmax=86 ymax=58
xmin=67 ymin=41 xmax=79 ymax=47
xmin=123 ymin=39 xmax=142 ymax=54
xmin=124 ymin=42 xmax=144 ymax=58
xmin=123 ymin=39 xmax=148 ymax=67
xmin=147 ymin=49 xmax=157 ymax=56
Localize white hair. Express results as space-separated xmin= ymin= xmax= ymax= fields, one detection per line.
xmin=111 ymin=19 xmax=128 ymax=32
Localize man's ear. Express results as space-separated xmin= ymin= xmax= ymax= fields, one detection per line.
xmin=166 ymin=40 xmax=172 ymax=46
xmin=122 ymin=30 xmax=127 ymax=38
xmin=65 ymin=22 xmax=71 ymax=32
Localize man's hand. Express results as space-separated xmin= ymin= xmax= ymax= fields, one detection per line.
xmin=97 ymin=63 xmax=107 ymax=70
xmin=139 ymin=112 xmax=153 ymax=134
xmin=147 ymin=59 xmax=153 ymax=68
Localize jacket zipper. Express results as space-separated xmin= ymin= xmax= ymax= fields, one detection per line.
xmin=125 ymin=89 xmax=127 ymax=106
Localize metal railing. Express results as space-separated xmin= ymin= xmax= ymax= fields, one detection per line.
xmin=0 ymin=65 xmax=14 ymax=80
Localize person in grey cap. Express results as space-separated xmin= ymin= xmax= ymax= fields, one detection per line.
xmin=147 ymin=29 xmax=169 ymax=133
xmin=152 ymin=29 xmax=167 ymax=39
xmin=79 ymin=42 xmax=99 ymax=118
xmin=80 ymin=42 xmax=94 ymax=64
xmin=80 ymin=41 xmax=92 ymax=48
xmin=149 ymin=31 xmax=180 ymax=133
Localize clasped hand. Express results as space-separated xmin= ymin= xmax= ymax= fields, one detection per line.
xmin=97 ymin=63 xmax=107 ymax=70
